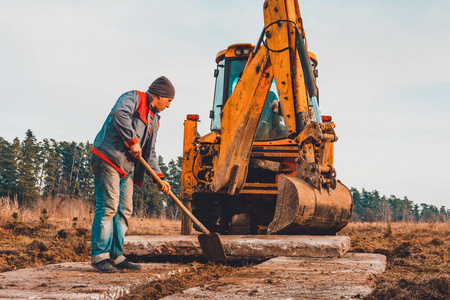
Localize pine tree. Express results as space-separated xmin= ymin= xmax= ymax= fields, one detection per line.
xmin=131 ymin=155 xmax=168 ymax=217
xmin=132 ymin=175 xmax=165 ymax=217
xmin=361 ymin=189 xmax=379 ymax=221
xmin=350 ymin=187 xmax=363 ymax=221
xmin=41 ymin=139 xmax=62 ymax=198
xmin=412 ymin=204 xmax=420 ymax=221
xmin=439 ymin=206 xmax=448 ymax=222
xmin=77 ymin=141 xmax=94 ymax=202
xmin=58 ymin=141 xmax=80 ymax=197
xmin=0 ymin=137 xmax=11 ymax=196
xmin=165 ymin=156 xmax=182 ymax=219
xmin=158 ymin=155 xmax=168 ymax=177
xmin=400 ymin=196 xmax=414 ymax=222
xmin=167 ymin=157 xmax=182 ymax=197
xmin=5 ymin=138 xmax=21 ymax=198
xmin=17 ymin=130 xmax=40 ymax=205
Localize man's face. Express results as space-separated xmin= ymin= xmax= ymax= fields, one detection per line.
xmin=152 ymin=96 xmax=173 ymax=113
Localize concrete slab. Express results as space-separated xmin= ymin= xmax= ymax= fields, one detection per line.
xmin=163 ymin=253 xmax=387 ymax=299
xmin=0 ymin=262 xmax=189 ymax=300
xmin=124 ymin=235 xmax=350 ymax=259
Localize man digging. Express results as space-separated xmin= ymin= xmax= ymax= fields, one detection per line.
xmin=90 ymin=76 xmax=175 ymax=273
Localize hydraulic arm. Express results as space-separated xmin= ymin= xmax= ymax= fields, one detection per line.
xmin=213 ymin=0 xmax=323 ymax=194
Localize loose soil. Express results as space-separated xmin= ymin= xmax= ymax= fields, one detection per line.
xmin=1 ymin=221 xmax=449 ymax=299
xmin=0 ymin=224 xmax=91 ymax=272
xmin=121 ymin=262 xmax=237 ymax=299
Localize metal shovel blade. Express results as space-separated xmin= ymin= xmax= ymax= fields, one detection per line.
xmin=198 ymin=233 xmax=227 ymax=262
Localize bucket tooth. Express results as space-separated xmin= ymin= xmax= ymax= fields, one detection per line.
xmin=268 ymin=175 xmax=352 ymax=235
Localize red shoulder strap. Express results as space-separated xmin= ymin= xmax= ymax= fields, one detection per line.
xmin=136 ymin=91 xmax=148 ymax=125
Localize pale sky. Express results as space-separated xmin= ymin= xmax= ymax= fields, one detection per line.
xmin=0 ymin=1 xmax=449 ymax=208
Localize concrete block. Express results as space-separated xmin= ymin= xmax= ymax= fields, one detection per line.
xmin=0 ymin=262 xmax=189 ymax=300
xmin=125 ymin=235 xmax=351 ymax=259
xmin=164 ymin=253 xmax=387 ymax=299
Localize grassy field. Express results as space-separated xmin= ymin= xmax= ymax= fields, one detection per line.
xmin=0 ymin=197 xmax=449 ymax=299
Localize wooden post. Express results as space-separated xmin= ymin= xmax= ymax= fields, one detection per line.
xmin=181 ymin=200 xmax=192 ymax=235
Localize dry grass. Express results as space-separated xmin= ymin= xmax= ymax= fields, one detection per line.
xmin=0 ymin=197 xmax=93 ymax=229
xmin=128 ymin=217 xmax=181 ymax=235
xmin=340 ymin=222 xmax=450 ymax=299
xmin=0 ymin=197 xmax=19 ymax=222
xmin=0 ymin=197 xmax=181 ymax=235
xmin=341 ymin=221 xmax=450 ymax=236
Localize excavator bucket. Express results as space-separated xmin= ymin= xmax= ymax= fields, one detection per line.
xmin=268 ymin=175 xmax=353 ymax=235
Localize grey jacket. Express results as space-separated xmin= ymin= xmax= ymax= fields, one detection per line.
xmin=92 ymin=90 xmax=164 ymax=186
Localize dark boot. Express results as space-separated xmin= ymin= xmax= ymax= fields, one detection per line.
xmin=91 ymin=260 xmax=118 ymax=273
xmin=115 ymin=259 xmax=142 ymax=270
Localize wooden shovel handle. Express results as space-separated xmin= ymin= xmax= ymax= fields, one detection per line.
xmin=138 ymin=155 xmax=210 ymax=235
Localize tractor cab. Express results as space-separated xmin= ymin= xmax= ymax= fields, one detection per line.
xmin=209 ymin=44 xmax=288 ymax=141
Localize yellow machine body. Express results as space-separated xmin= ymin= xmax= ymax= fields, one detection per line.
xmin=180 ymin=0 xmax=352 ymax=235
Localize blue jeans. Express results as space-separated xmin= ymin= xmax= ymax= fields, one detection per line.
xmin=91 ymin=156 xmax=134 ymax=264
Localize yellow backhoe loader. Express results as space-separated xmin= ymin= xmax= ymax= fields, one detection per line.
xmin=180 ymin=0 xmax=352 ymax=235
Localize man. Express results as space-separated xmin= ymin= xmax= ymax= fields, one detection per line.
xmin=90 ymin=76 xmax=175 ymax=273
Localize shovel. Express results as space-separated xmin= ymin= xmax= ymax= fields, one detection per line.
xmin=138 ymin=155 xmax=227 ymax=262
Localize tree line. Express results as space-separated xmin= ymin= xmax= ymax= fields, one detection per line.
xmin=0 ymin=130 xmax=448 ymax=222
xmin=351 ymin=188 xmax=449 ymax=222
xmin=0 ymin=130 xmax=182 ymax=219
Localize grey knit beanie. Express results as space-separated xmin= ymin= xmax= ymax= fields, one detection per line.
xmin=148 ymin=76 xmax=175 ymax=98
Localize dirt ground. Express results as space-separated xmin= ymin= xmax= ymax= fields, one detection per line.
xmin=0 ymin=225 xmax=90 ymax=272
xmin=339 ymin=222 xmax=450 ymax=299
xmin=0 ymin=216 xmax=180 ymax=272
xmin=1 ymin=221 xmax=449 ymax=299
xmin=121 ymin=262 xmax=237 ymax=299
